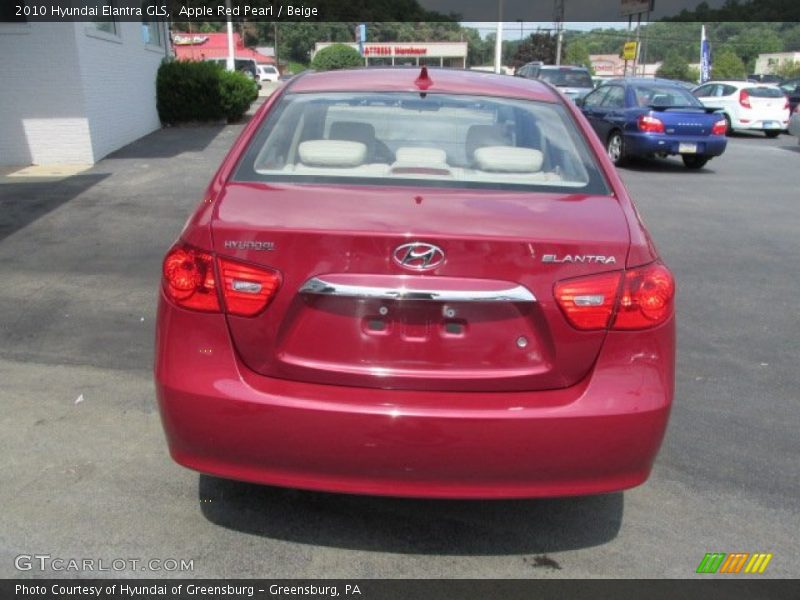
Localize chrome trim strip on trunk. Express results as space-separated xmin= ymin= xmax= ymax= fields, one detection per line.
xmin=299 ymin=277 xmax=536 ymax=303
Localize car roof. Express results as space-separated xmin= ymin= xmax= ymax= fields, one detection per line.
xmin=701 ymin=80 xmax=780 ymax=87
xmin=602 ymin=77 xmax=689 ymax=87
xmin=286 ymin=67 xmax=561 ymax=102
xmin=539 ymin=65 xmax=589 ymax=71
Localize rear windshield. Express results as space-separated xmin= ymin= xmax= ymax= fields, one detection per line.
xmin=633 ymin=85 xmax=702 ymax=107
xmin=234 ymin=92 xmax=609 ymax=194
xmin=538 ymin=69 xmax=593 ymax=88
xmin=745 ymin=87 xmax=784 ymax=98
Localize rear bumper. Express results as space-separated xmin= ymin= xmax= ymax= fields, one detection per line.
xmin=625 ymin=132 xmax=727 ymax=158
xmin=732 ymin=115 xmax=790 ymax=131
xmin=155 ymin=297 xmax=674 ymax=499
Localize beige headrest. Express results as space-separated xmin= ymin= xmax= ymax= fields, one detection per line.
xmin=298 ymin=140 xmax=366 ymax=167
xmin=473 ymin=146 xmax=544 ymax=173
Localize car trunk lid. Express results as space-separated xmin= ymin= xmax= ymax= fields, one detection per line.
xmin=649 ymin=106 xmax=723 ymax=136
xmin=211 ymin=182 xmax=630 ymax=392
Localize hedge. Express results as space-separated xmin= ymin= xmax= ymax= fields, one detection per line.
xmin=310 ymin=44 xmax=364 ymax=71
xmin=156 ymin=60 xmax=259 ymax=125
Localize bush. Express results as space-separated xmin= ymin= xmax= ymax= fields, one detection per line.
xmin=310 ymin=44 xmax=363 ymax=71
xmin=156 ymin=60 xmax=259 ymax=125
xmin=219 ymin=70 xmax=259 ymax=122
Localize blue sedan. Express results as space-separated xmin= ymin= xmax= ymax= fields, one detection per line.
xmin=577 ymin=78 xmax=728 ymax=169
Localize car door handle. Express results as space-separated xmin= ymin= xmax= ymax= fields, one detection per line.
xmin=299 ymin=276 xmax=536 ymax=303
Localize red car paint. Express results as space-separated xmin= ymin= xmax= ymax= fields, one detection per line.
xmin=155 ymin=68 xmax=674 ymax=498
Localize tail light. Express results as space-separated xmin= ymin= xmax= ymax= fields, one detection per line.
xmin=637 ymin=115 xmax=665 ymax=134
xmin=784 ymin=97 xmax=790 ymax=111
xmin=218 ymin=257 xmax=281 ymax=317
xmin=739 ymin=89 xmax=751 ymax=108
xmin=162 ymin=246 xmax=220 ymax=312
xmin=554 ymin=262 xmax=674 ymax=331
xmin=162 ymin=244 xmax=280 ymax=317
xmin=554 ymin=271 xmax=621 ymax=330
xmin=613 ymin=263 xmax=675 ymax=329
xmin=711 ymin=119 xmax=727 ymax=135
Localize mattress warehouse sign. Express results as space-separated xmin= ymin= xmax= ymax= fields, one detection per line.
xmin=363 ymin=44 xmax=428 ymax=57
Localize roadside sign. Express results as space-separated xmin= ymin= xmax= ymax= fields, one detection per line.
xmin=622 ymin=41 xmax=638 ymax=61
xmin=620 ymin=0 xmax=654 ymax=16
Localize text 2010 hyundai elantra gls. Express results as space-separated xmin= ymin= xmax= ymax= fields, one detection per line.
xmin=155 ymin=67 xmax=675 ymax=498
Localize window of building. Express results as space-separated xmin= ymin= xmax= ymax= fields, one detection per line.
xmin=88 ymin=1 xmax=118 ymax=36
xmin=141 ymin=2 xmax=163 ymax=46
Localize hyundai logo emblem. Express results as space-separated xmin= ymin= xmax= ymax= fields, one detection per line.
xmin=392 ymin=242 xmax=445 ymax=271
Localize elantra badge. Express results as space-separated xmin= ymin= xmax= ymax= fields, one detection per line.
xmin=542 ymin=254 xmax=616 ymax=265
xmin=393 ymin=242 xmax=445 ymax=271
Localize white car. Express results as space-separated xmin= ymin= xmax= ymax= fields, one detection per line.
xmin=691 ymin=80 xmax=790 ymax=137
xmin=256 ymin=64 xmax=280 ymax=83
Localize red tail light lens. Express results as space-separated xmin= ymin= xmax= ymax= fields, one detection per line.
xmin=555 ymin=262 xmax=675 ymax=331
xmin=711 ymin=119 xmax=727 ymax=135
xmin=614 ymin=263 xmax=675 ymax=329
xmin=739 ymin=89 xmax=751 ymax=108
xmin=637 ymin=114 xmax=665 ymax=134
xmin=554 ymin=271 xmax=622 ymax=330
xmin=162 ymin=245 xmax=220 ymax=312
xmin=218 ymin=257 xmax=281 ymax=317
xmin=784 ymin=97 xmax=790 ymax=111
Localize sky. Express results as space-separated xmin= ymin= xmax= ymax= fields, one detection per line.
xmin=461 ymin=22 xmax=631 ymax=41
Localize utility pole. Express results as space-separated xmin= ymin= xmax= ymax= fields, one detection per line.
xmin=225 ymin=0 xmax=235 ymax=71
xmin=554 ymin=0 xmax=564 ymax=65
xmin=494 ymin=0 xmax=503 ymax=74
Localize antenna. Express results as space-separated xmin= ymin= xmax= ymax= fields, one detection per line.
xmin=414 ymin=66 xmax=433 ymax=91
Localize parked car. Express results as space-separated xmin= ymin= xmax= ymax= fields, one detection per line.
xmin=577 ymin=78 xmax=728 ymax=169
xmin=535 ymin=65 xmax=595 ymax=100
xmin=778 ymin=77 xmax=800 ymax=114
xmin=155 ymin=67 xmax=675 ymax=499
xmin=692 ymin=80 xmax=790 ymax=137
xmin=789 ymin=103 xmax=800 ymax=144
xmin=256 ymin=64 xmax=280 ymax=83
xmin=747 ymin=74 xmax=783 ymax=84
xmin=204 ymin=57 xmax=258 ymax=81
xmin=514 ymin=61 xmax=543 ymax=78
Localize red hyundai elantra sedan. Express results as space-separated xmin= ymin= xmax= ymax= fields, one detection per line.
xmin=155 ymin=67 xmax=675 ymax=499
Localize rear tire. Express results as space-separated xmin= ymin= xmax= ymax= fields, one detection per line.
xmin=723 ymin=114 xmax=733 ymax=136
xmin=682 ymin=155 xmax=709 ymax=169
xmin=765 ymin=130 xmax=780 ymax=138
xmin=606 ymin=131 xmax=627 ymax=166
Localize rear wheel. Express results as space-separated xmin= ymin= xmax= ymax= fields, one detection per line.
xmin=723 ymin=114 xmax=733 ymax=136
xmin=606 ymin=131 xmax=627 ymax=166
xmin=682 ymin=155 xmax=709 ymax=169
xmin=765 ymin=130 xmax=780 ymax=138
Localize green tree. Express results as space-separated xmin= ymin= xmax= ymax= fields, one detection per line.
xmin=512 ymin=33 xmax=558 ymax=69
xmin=310 ymin=43 xmax=364 ymax=71
xmin=563 ymin=39 xmax=594 ymax=74
xmin=730 ymin=27 xmax=783 ymax=69
xmin=656 ymin=51 xmax=692 ymax=81
xmin=712 ymin=48 xmax=746 ymax=79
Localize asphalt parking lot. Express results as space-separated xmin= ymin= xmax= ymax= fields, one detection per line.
xmin=1 ymin=117 xmax=798 ymax=578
